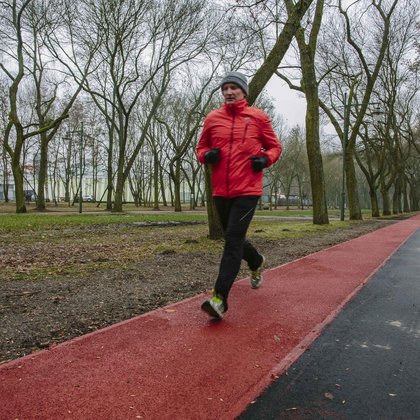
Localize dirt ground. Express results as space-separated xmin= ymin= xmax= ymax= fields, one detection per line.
xmin=0 ymin=217 xmax=392 ymax=364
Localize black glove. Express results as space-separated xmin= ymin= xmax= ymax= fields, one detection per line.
xmin=204 ymin=148 xmax=220 ymax=164
xmin=250 ymin=156 xmax=268 ymax=172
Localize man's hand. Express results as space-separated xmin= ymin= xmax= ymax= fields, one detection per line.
xmin=204 ymin=148 xmax=220 ymax=164
xmin=250 ymin=156 xmax=268 ymax=172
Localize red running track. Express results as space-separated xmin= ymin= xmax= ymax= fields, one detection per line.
xmin=1 ymin=215 xmax=420 ymax=420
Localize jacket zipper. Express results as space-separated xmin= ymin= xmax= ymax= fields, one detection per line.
xmin=226 ymin=113 xmax=235 ymax=197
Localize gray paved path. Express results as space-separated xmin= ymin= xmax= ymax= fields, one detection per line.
xmin=240 ymin=229 xmax=420 ymax=419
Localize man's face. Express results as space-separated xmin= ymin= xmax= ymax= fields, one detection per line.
xmin=222 ymin=83 xmax=246 ymax=104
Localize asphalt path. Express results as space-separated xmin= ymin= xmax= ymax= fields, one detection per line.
xmin=239 ymin=229 xmax=420 ymax=419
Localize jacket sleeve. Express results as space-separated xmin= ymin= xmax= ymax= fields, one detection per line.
xmin=196 ymin=115 xmax=212 ymax=164
xmin=258 ymin=112 xmax=282 ymax=167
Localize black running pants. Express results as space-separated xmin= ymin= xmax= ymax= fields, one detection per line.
xmin=213 ymin=196 xmax=264 ymax=300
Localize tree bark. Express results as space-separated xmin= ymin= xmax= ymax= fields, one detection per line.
xmin=345 ymin=146 xmax=362 ymax=220
xmin=11 ymin=156 xmax=26 ymax=213
xmin=36 ymin=134 xmax=48 ymax=210
xmin=247 ymin=0 xmax=314 ymax=105
xmin=153 ymin=150 xmax=160 ymax=210
xmin=173 ymin=160 xmax=182 ymax=212
xmin=204 ymin=166 xmax=223 ymax=240
xmin=368 ymin=184 xmax=380 ymax=217
xmin=380 ymin=184 xmax=391 ymax=216
xmin=295 ymin=0 xmax=328 ymax=225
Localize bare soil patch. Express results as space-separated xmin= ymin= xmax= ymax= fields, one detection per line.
xmin=0 ymin=218 xmax=392 ymax=363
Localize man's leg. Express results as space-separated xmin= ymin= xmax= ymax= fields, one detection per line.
xmin=243 ymin=240 xmax=264 ymax=271
xmin=213 ymin=197 xmax=263 ymax=273
xmin=213 ymin=196 xmax=259 ymax=300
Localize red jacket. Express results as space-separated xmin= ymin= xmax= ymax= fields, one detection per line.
xmin=196 ymin=99 xmax=282 ymax=198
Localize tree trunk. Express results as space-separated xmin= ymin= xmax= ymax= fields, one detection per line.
xmin=402 ymin=177 xmax=410 ymax=213
xmin=345 ymin=147 xmax=362 ymax=220
xmin=380 ymin=185 xmax=391 ymax=216
xmin=113 ymin=155 xmax=125 ymax=212
xmin=392 ymin=178 xmax=401 ymax=214
xmin=113 ymin=117 xmax=126 ymax=212
xmin=368 ymin=182 xmax=380 ymax=217
xmin=173 ymin=161 xmax=182 ymax=212
xmin=36 ymin=134 xmax=48 ymax=211
xmin=11 ymin=159 xmax=26 ymax=213
xmin=408 ymin=176 xmax=419 ymax=211
xmin=205 ymin=166 xmax=223 ymax=240
xmin=106 ymin=124 xmax=114 ymax=211
xmin=2 ymin=149 xmax=10 ymax=202
xmin=304 ymin=84 xmax=328 ymax=224
xmin=291 ymin=0 xmax=328 ymax=224
xmin=153 ymin=150 xmax=160 ymax=210
xmin=52 ymin=147 xmax=59 ymax=206
xmin=159 ymin=168 xmax=168 ymax=207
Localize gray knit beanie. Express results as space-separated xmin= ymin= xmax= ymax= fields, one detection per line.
xmin=220 ymin=71 xmax=249 ymax=96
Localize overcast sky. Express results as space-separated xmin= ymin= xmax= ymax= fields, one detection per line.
xmin=267 ymin=76 xmax=306 ymax=128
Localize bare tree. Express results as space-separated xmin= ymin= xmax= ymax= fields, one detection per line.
xmin=68 ymin=0 xmax=218 ymax=212
xmin=224 ymin=0 xmax=330 ymax=222
xmin=354 ymin=119 xmax=385 ymax=217
xmin=245 ymin=0 xmax=315 ymax=104
xmin=1 ymin=0 xmax=42 ymax=213
xmin=0 ymin=76 xmax=10 ymax=201
xmin=344 ymin=1 xmax=419 ymax=216
xmin=25 ymin=1 xmax=97 ymax=210
xmin=276 ymin=0 xmax=328 ymax=223
xmin=338 ymin=0 xmax=398 ymax=220
xmin=144 ymin=118 xmax=168 ymax=209
xmin=0 ymin=0 xmax=99 ymax=212
xmin=155 ymin=68 xmax=220 ymax=212
xmin=276 ymin=125 xmax=306 ymax=209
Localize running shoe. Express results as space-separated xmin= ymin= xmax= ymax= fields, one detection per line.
xmin=250 ymin=255 xmax=266 ymax=289
xmin=201 ymin=293 xmax=225 ymax=320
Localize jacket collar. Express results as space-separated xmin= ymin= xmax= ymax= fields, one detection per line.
xmin=224 ymin=98 xmax=248 ymax=115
